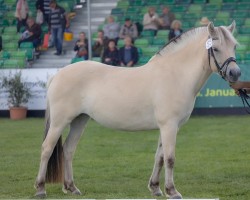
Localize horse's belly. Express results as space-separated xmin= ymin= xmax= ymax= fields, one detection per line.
xmin=85 ymin=98 xmax=158 ymax=131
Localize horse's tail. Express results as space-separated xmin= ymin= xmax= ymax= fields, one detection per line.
xmin=44 ymin=76 xmax=64 ymax=183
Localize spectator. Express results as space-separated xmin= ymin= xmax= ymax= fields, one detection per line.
xmin=49 ymin=0 xmax=69 ymax=55
xmin=119 ymin=18 xmax=138 ymax=41
xmin=92 ymin=30 xmax=106 ymax=57
xmin=15 ymin=0 xmax=29 ymax=33
xmin=103 ymin=16 xmax=120 ymax=44
xmin=18 ymin=17 xmax=42 ymax=48
xmin=74 ymin=32 xmax=88 ymax=60
xmin=142 ymin=7 xmax=160 ymax=36
xmin=119 ymin=36 xmax=138 ymax=67
xmin=102 ymin=39 xmax=119 ymax=66
xmin=168 ymin=20 xmax=183 ymax=41
xmin=159 ymin=6 xmax=175 ymax=30
xmin=199 ymin=17 xmax=210 ymax=27
xmin=36 ymin=0 xmax=51 ymax=24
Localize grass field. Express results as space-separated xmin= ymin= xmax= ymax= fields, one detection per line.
xmin=0 ymin=116 xmax=250 ymax=199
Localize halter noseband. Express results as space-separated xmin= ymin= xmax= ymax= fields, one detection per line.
xmin=207 ymin=37 xmax=236 ymax=80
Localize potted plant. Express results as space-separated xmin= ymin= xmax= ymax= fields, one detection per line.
xmin=1 ymin=71 xmax=31 ymax=120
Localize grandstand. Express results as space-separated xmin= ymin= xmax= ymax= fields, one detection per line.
xmin=0 ymin=0 xmax=249 ymax=69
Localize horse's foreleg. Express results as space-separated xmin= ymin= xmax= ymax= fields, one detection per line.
xmin=148 ymin=135 xmax=164 ymax=196
xmin=160 ymin=123 xmax=182 ymax=199
xmin=62 ymin=114 xmax=90 ymax=195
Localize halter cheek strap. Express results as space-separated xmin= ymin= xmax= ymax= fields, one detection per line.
xmin=207 ymin=38 xmax=236 ymax=80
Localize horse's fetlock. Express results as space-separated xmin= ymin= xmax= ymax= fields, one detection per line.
xmin=165 ymin=184 xmax=175 ymax=195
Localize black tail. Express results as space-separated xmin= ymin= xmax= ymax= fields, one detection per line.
xmin=44 ymin=102 xmax=64 ymax=183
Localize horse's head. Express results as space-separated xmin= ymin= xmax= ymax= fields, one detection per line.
xmin=207 ymin=21 xmax=241 ymax=83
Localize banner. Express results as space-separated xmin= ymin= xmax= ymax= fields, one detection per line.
xmin=0 ymin=68 xmax=59 ymax=110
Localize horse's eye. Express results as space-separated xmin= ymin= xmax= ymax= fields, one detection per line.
xmin=213 ymin=48 xmax=219 ymax=52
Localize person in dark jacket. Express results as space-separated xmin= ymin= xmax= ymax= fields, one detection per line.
xmin=74 ymin=32 xmax=88 ymax=60
xmin=168 ymin=20 xmax=183 ymax=41
xmin=102 ymin=39 xmax=119 ymax=66
xmin=18 ymin=17 xmax=42 ymax=48
xmin=119 ymin=36 xmax=138 ymax=67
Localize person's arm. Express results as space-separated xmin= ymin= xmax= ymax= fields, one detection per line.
xmin=132 ymin=24 xmax=138 ymax=38
xmin=143 ymin=14 xmax=153 ymax=26
xmin=119 ymin=25 xmax=125 ymax=39
xmin=230 ymin=81 xmax=250 ymax=90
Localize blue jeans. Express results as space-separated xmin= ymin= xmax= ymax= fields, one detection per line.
xmin=51 ymin=27 xmax=63 ymax=54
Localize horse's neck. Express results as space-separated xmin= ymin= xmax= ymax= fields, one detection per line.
xmin=154 ymin=34 xmax=212 ymax=97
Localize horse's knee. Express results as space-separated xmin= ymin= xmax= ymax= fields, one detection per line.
xmin=166 ymin=157 xmax=175 ymax=168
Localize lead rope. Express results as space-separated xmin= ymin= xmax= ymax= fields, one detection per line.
xmin=238 ymin=89 xmax=250 ymax=114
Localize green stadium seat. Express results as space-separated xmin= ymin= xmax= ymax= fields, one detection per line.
xmin=238 ymin=0 xmax=250 ymax=2
xmin=141 ymin=30 xmax=155 ymax=38
xmin=223 ymin=0 xmax=238 ymax=2
xmin=193 ymin=0 xmax=206 ymax=4
xmin=188 ymin=5 xmax=203 ymax=13
xmin=111 ymin=8 xmax=124 ymax=15
xmin=0 ymin=51 xmax=10 ymax=59
xmin=4 ymin=26 xmax=16 ymax=34
xmin=20 ymin=42 xmax=34 ymax=49
xmin=71 ymin=57 xmax=84 ymax=63
xmin=158 ymin=0 xmax=175 ymax=5
xmin=203 ymin=4 xmax=221 ymax=12
xmin=244 ymin=18 xmax=250 ymax=27
xmin=91 ymin=57 xmax=101 ymax=62
xmin=3 ymin=42 xmax=18 ymax=51
xmin=239 ymin=27 xmax=250 ymax=34
xmin=221 ymin=3 xmax=236 ymax=11
xmin=209 ymin=0 xmax=223 ymax=5
xmin=171 ymin=5 xmax=187 ymax=13
xmin=117 ymin=39 xmax=124 ymax=48
xmin=3 ymin=59 xmax=19 ymax=69
xmin=130 ymin=0 xmax=145 ymax=6
xmin=126 ymin=7 xmax=138 ymax=15
xmin=152 ymin=38 xmax=166 ymax=46
xmin=237 ymin=35 xmax=250 ymax=44
xmin=237 ymin=3 xmax=250 ymax=10
xmin=138 ymin=56 xmax=151 ymax=65
xmin=201 ymin=11 xmax=216 ymax=19
xmin=232 ymin=11 xmax=248 ymax=19
xmin=117 ymin=0 xmax=129 ymax=10
xmin=135 ymin=38 xmax=149 ymax=47
xmin=237 ymin=45 xmax=248 ymax=54
xmin=142 ymin=46 xmax=159 ymax=56
xmin=156 ymin=30 xmax=169 ymax=38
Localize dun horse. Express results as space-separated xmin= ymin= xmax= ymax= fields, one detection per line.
xmin=35 ymin=22 xmax=240 ymax=199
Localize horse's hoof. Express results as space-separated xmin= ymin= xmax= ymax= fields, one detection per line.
xmin=34 ymin=191 xmax=46 ymax=198
xmin=169 ymin=194 xmax=182 ymax=199
xmin=72 ymin=189 xmax=82 ymax=195
xmin=153 ymin=190 xmax=163 ymax=196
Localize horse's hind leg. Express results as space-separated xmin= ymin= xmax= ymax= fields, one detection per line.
xmin=62 ymin=114 xmax=89 ymax=195
xmin=35 ymin=120 xmax=68 ymax=197
xmin=148 ymin=135 xmax=164 ymax=196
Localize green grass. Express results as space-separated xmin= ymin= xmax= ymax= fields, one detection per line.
xmin=0 ymin=116 xmax=250 ymax=199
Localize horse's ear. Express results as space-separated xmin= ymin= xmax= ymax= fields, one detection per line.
xmin=228 ymin=20 xmax=236 ymax=33
xmin=207 ymin=22 xmax=217 ymax=38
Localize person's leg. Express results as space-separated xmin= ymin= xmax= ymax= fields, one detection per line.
xmin=16 ymin=18 xmax=21 ymax=33
xmin=51 ymin=28 xmax=58 ymax=54
xmin=56 ymin=27 xmax=63 ymax=55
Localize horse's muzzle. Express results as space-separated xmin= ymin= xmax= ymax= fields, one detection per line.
xmin=227 ymin=65 xmax=241 ymax=83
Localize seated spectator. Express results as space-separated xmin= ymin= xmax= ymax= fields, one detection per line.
xmin=119 ymin=36 xmax=138 ymax=67
xmin=74 ymin=32 xmax=88 ymax=60
xmin=199 ymin=17 xmax=210 ymax=27
xmin=103 ymin=16 xmax=120 ymax=44
xmin=159 ymin=6 xmax=175 ymax=30
xmin=102 ymin=39 xmax=119 ymax=66
xmin=92 ymin=30 xmax=106 ymax=57
xmin=18 ymin=17 xmax=42 ymax=48
xmin=168 ymin=20 xmax=183 ymax=41
xmin=142 ymin=7 xmax=160 ymax=36
xmin=119 ymin=18 xmax=138 ymax=41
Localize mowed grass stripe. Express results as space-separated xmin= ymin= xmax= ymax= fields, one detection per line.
xmin=0 ymin=116 xmax=249 ymax=199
